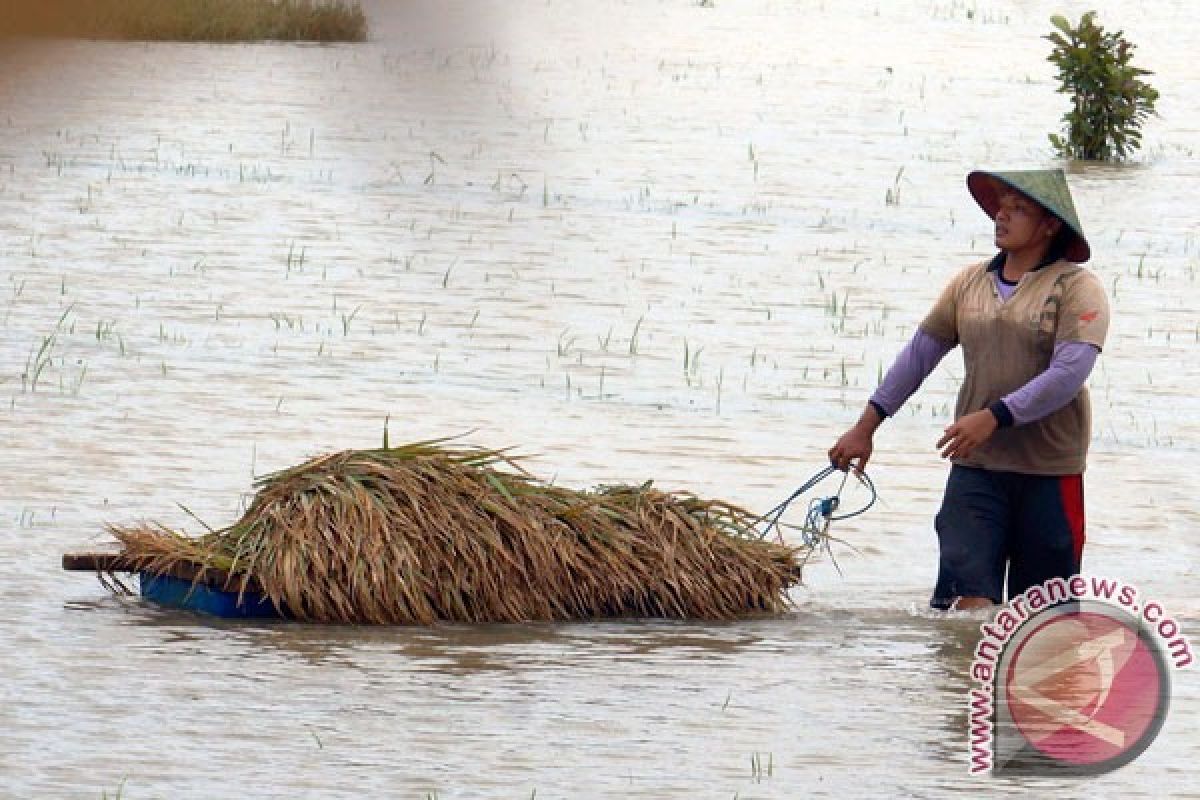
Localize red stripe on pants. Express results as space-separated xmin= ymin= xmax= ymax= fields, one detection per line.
xmin=1059 ymin=475 xmax=1086 ymax=567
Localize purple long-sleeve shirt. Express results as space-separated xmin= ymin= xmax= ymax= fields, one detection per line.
xmin=870 ymin=327 xmax=1100 ymax=427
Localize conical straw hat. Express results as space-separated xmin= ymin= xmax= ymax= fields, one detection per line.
xmin=967 ymin=169 xmax=1090 ymax=263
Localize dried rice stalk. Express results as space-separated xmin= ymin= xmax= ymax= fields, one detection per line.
xmin=108 ymin=439 xmax=805 ymax=623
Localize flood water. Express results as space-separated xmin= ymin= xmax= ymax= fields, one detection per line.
xmin=1 ymin=0 xmax=1197 ymax=796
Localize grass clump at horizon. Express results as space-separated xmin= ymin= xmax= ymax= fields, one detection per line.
xmin=2 ymin=0 xmax=367 ymax=42
xmin=105 ymin=438 xmax=805 ymax=624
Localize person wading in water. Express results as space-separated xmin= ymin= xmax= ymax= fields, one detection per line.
xmin=829 ymin=169 xmax=1110 ymax=611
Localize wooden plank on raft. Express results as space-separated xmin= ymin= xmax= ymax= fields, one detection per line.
xmin=61 ymin=551 xmax=265 ymax=593
xmin=62 ymin=552 xmax=138 ymax=572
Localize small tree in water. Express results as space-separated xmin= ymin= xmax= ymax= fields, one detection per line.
xmin=1045 ymin=12 xmax=1159 ymax=161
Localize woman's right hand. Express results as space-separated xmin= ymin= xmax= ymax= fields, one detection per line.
xmin=828 ymin=425 xmax=874 ymax=473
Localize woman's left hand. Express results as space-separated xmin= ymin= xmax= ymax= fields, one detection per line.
xmin=937 ymin=409 xmax=998 ymax=460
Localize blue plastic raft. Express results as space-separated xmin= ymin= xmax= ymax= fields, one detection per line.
xmin=139 ymin=571 xmax=283 ymax=619
xmin=63 ymin=552 xmax=286 ymax=619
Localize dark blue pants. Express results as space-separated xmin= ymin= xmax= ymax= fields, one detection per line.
xmin=930 ymin=465 xmax=1085 ymax=610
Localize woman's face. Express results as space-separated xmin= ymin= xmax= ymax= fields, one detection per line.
xmin=993 ymin=191 xmax=1061 ymax=254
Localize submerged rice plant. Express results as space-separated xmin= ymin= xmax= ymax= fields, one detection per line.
xmin=3 ymin=0 xmax=367 ymax=42
xmin=106 ymin=439 xmax=804 ymax=623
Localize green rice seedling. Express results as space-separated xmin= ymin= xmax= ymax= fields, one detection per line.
xmin=340 ymin=305 xmax=361 ymax=336
xmin=687 ymin=343 xmax=704 ymax=385
xmin=557 ymin=329 xmax=577 ymax=356
xmin=749 ymin=751 xmax=773 ymax=781
xmin=100 ymin=777 xmax=127 ymax=799
xmin=885 ymin=166 xmax=905 ymax=205
xmin=285 ymin=241 xmax=307 ymax=274
xmin=24 ymin=305 xmax=73 ymax=392
xmin=72 ymin=362 xmax=88 ymax=395
xmin=424 ymin=151 xmax=444 ymax=185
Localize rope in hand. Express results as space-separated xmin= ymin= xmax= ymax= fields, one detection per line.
xmin=756 ymin=464 xmax=876 ymax=548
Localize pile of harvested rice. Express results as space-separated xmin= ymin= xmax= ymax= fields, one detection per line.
xmin=107 ymin=439 xmax=805 ymax=623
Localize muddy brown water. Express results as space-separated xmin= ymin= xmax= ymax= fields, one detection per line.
xmin=1 ymin=1 xmax=1197 ymax=796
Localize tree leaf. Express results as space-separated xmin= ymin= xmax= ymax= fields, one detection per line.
xmin=1050 ymin=14 xmax=1073 ymax=35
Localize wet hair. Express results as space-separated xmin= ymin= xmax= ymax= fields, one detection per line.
xmin=1018 ymin=193 xmax=1074 ymax=263
xmin=1044 ymin=221 xmax=1075 ymax=263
